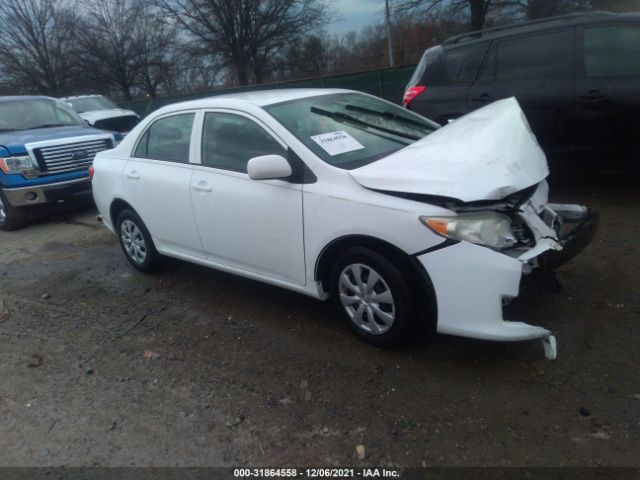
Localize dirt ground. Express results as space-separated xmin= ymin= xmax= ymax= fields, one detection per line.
xmin=0 ymin=176 xmax=638 ymax=468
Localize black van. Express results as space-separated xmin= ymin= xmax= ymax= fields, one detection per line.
xmin=404 ymin=12 xmax=640 ymax=172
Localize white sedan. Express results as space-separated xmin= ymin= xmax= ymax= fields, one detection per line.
xmin=91 ymin=89 xmax=597 ymax=358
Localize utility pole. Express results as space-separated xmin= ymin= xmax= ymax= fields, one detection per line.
xmin=385 ymin=0 xmax=395 ymax=67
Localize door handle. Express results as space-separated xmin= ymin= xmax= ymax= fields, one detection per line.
xmin=125 ymin=171 xmax=140 ymax=180
xmin=579 ymin=89 xmax=606 ymax=100
xmin=192 ymin=182 xmax=212 ymax=192
xmin=473 ymin=93 xmax=493 ymax=103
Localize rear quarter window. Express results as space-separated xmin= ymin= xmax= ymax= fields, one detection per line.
xmin=442 ymin=42 xmax=489 ymax=82
xmin=407 ymin=46 xmax=448 ymax=87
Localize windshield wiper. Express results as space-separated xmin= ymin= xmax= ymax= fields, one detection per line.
xmin=29 ymin=123 xmax=67 ymax=129
xmin=344 ymin=104 xmax=433 ymax=131
xmin=310 ymin=106 xmax=421 ymax=141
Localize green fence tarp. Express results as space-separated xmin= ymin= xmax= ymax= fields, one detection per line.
xmin=120 ymin=65 xmax=416 ymax=118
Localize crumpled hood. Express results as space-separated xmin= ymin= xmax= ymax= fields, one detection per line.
xmin=80 ymin=109 xmax=139 ymax=124
xmin=349 ymin=97 xmax=549 ymax=203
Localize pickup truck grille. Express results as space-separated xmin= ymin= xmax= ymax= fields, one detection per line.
xmin=33 ymin=138 xmax=113 ymax=174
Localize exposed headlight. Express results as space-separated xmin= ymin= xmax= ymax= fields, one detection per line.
xmin=0 ymin=155 xmax=40 ymax=177
xmin=420 ymin=212 xmax=517 ymax=249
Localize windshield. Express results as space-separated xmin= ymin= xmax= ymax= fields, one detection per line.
xmin=265 ymin=92 xmax=439 ymax=169
xmin=65 ymin=96 xmax=116 ymax=113
xmin=0 ymin=99 xmax=85 ymax=132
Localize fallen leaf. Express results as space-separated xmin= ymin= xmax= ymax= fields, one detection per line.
xmin=27 ymin=354 xmax=43 ymax=367
xmin=143 ymin=350 xmax=161 ymax=359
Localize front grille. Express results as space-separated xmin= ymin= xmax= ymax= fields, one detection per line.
xmin=33 ymin=138 xmax=112 ymax=174
xmin=94 ymin=115 xmax=139 ymax=133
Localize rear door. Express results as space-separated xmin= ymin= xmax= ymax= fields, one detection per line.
xmin=574 ymin=22 xmax=640 ymax=171
xmin=124 ymin=111 xmax=205 ymax=258
xmin=468 ymin=29 xmax=576 ymax=165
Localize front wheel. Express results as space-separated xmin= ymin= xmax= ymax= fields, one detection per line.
xmin=0 ymin=189 xmax=25 ymax=231
xmin=116 ymin=209 xmax=161 ymax=273
xmin=330 ymin=247 xmax=415 ymax=346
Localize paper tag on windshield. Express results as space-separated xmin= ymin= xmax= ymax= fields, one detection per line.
xmin=311 ymin=131 xmax=365 ymax=156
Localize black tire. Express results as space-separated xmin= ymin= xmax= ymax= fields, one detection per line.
xmin=116 ymin=208 xmax=161 ymax=273
xmin=0 ymin=188 xmax=26 ymax=231
xmin=330 ymin=247 xmax=415 ymax=347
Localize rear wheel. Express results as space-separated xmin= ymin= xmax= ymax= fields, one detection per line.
xmin=116 ymin=209 xmax=161 ymax=273
xmin=330 ymin=247 xmax=415 ymax=346
xmin=0 ymin=189 xmax=25 ymax=231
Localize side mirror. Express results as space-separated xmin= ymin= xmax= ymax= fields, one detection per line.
xmin=247 ymin=154 xmax=292 ymax=180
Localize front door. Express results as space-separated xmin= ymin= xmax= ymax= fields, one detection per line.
xmin=190 ymin=111 xmax=306 ymax=285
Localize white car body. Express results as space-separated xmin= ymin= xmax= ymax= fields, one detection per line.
xmin=79 ymin=108 xmax=139 ymax=125
xmin=62 ymin=95 xmax=140 ymax=134
xmin=92 ymin=89 xmax=596 ymax=358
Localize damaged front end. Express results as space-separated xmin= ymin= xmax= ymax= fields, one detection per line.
xmin=419 ymin=180 xmax=598 ymax=360
xmin=350 ymin=98 xmax=597 ymax=358
xmin=452 ymin=180 xmax=598 ymax=272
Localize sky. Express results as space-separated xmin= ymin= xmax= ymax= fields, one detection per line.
xmin=328 ymin=0 xmax=385 ymax=35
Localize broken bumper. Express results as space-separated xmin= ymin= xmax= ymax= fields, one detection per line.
xmin=417 ymin=241 xmax=552 ymax=342
xmin=415 ymin=206 xmax=596 ymax=359
xmin=539 ymin=207 xmax=599 ymax=270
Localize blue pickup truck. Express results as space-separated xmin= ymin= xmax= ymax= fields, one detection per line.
xmin=0 ymin=96 xmax=121 ymax=230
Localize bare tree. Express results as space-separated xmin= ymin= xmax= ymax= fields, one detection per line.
xmin=396 ymin=0 xmax=495 ymax=31
xmin=77 ymin=0 xmax=147 ymax=100
xmin=136 ymin=14 xmax=180 ymax=96
xmin=523 ymin=0 xmax=591 ymax=19
xmin=397 ymin=0 xmax=597 ymax=31
xmin=155 ymin=0 xmax=333 ymax=86
xmin=0 ymin=0 xmax=79 ymax=96
xmin=167 ymin=53 xmax=225 ymax=93
xmin=285 ymin=34 xmax=328 ymax=77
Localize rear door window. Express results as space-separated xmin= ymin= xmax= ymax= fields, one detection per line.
xmin=482 ymin=29 xmax=573 ymax=80
xmin=583 ymin=25 xmax=640 ymax=77
xmin=443 ymin=42 xmax=489 ymax=82
xmin=134 ymin=113 xmax=195 ymax=163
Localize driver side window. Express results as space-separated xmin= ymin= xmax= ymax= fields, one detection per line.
xmin=201 ymin=112 xmax=286 ymax=173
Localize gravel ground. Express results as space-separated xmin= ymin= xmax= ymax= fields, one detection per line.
xmin=0 ymin=176 xmax=638 ymax=467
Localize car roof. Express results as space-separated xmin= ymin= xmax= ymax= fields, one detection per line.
xmin=61 ymin=95 xmax=104 ymax=100
xmin=154 ymin=88 xmax=353 ymax=114
xmin=0 ymin=95 xmax=56 ymax=103
xmin=442 ymin=11 xmax=640 ymax=48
